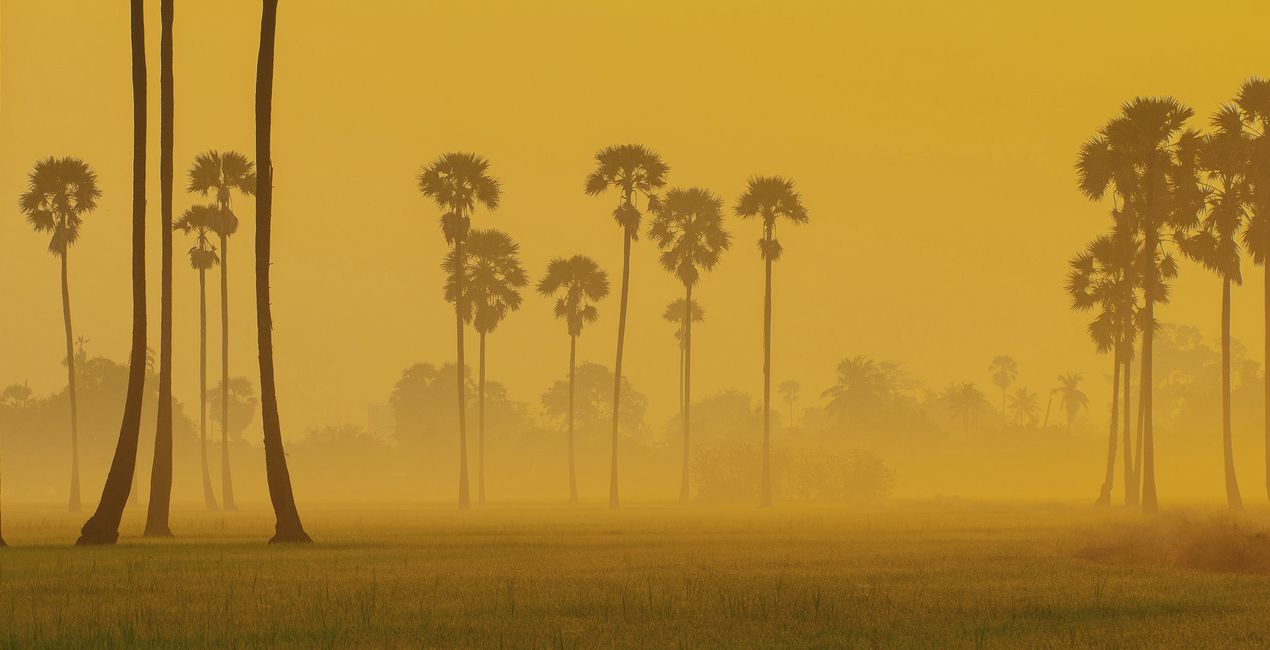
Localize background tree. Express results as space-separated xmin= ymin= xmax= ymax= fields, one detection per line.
xmin=538 ymin=256 xmax=609 ymax=503
xmin=662 ymin=298 xmax=704 ymax=416
xmin=76 ymin=0 xmax=147 ymax=546
xmin=176 ymin=205 xmax=221 ymax=509
xmin=648 ymin=187 xmax=732 ymax=503
xmin=1008 ymin=387 xmax=1040 ymax=426
xmin=822 ymin=356 xmax=912 ymax=428
xmin=1054 ymin=373 xmax=1089 ymax=433
xmin=443 ymin=229 xmax=527 ymax=505
xmin=585 ymin=144 xmax=668 ymax=508
xmin=941 ymin=383 xmax=989 ymax=436
xmin=988 ymin=355 xmax=1018 ymax=413
xmin=188 ymin=150 xmax=255 ymax=512
xmin=778 ymin=380 xmax=800 ymax=428
xmin=1235 ymin=78 xmax=1270 ymax=501
xmin=418 ymin=152 xmax=501 ymax=510
xmin=18 ymin=157 xmax=100 ymax=513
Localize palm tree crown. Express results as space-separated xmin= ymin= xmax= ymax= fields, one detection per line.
xmin=648 ymin=188 xmax=732 ymax=288
xmin=734 ymin=175 xmax=808 ymax=261
xmin=584 ymin=144 xmax=669 ymax=235
xmin=418 ymin=152 xmax=501 ymax=242
xmin=443 ymin=229 xmax=528 ymax=333
xmin=19 ymin=157 xmax=102 ymax=255
xmin=1054 ymin=372 xmax=1089 ymax=426
xmin=538 ymin=256 xmax=609 ymax=337
xmin=187 ymin=150 xmax=255 ymax=236
xmin=662 ymin=298 xmax=704 ymax=346
xmin=174 ymin=204 xmax=221 ymax=271
xmin=1066 ymin=233 xmax=1141 ymax=356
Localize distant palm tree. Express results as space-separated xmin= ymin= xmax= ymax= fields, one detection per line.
xmin=18 ymin=157 xmax=100 ymax=513
xmin=988 ymin=355 xmax=1018 ymax=413
xmin=662 ymin=298 xmax=704 ymax=416
xmin=942 ymin=382 xmax=989 ymax=436
xmin=778 ymin=380 xmax=800 ymax=428
xmin=418 ymin=152 xmax=501 ymax=510
xmin=175 ymin=205 xmax=221 ymax=509
xmin=77 ymin=0 xmax=148 ymax=546
xmin=649 ymin=187 xmax=732 ymax=503
xmin=444 ymin=229 xmax=527 ymax=505
xmin=538 ymin=255 xmax=610 ymax=503
xmin=188 ymin=149 xmax=255 ymax=512
xmin=1054 ymin=373 xmax=1089 ymax=433
xmin=585 ymin=145 xmax=669 ymax=508
xmin=255 ymin=0 xmax=310 ymax=543
xmin=822 ymin=356 xmax=909 ymax=425
xmin=735 ymin=176 xmax=808 ymax=507
xmin=1007 ymin=387 xmax=1040 ymax=426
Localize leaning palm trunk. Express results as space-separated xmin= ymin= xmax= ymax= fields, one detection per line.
xmin=609 ymin=227 xmax=632 ymax=509
xmin=144 ymin=0 xmax=175 ymax=537
xmin=219 ymin=231 xmax=236 ymax=511
xmin=1221 ymin=278 xmax=1243 ymax=509
xmin=568 ymin=335 xmax=578 ymax=503
xmin=679 ymin=284 xmax=694 ymax=503
xmin=760 ymin=230 xmax=773 ymax=507
xmin=256 ymin=0 xmax=310 ymax=543
xmin=77 ymin=0 xmax=148 ymax=545
xmin=199 ymin=269 xmax=217 ymax=509
xmin=1095 ymin=341 xmax=1120 ymax=506
xmin=61 ymin=251 xmax=81 ymax=513
xmin=454 ymin=236 xmax=471 ymax=510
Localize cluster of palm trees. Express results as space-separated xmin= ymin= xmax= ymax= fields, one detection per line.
xmin=1068 ymin=79 xmax=1270 ymax=513
xmin=416 ymin=148 xmax=810 ymax=509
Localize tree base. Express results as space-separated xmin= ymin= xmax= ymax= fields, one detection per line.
xmin=75 ymin=527 xmax=119 ymax=546
xmin=142 ymin=525 xmax=174 ymax=538
xmin=0 ymin=538 xmax=7 ymax=547
xmin=268 ymin=528 xmax=312 ymax=544
xmin=1093 ymin=495 xmax=1110 ymax=507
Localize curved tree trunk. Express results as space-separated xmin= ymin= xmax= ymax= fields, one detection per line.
xmin=77 ymin=0 xmax=148 ymax=545
xmin=1095 ymin=341 xmax=1120 ymax=507
xmin=568 ymin=334 xmax=577 ymax=504
xmin=609 ymin=225 xmax=632 ymax=509
xmin=219 ymin=232 xmax=236 ymax=511
xmin=1221 ymin=278 xmax=1243 ymax=509
xmin=478 ymin=330 xmax=486 ymax=506
xmin=760 ymin=228 xmax=773 ymax=507
xmin=256 ymin=0 xmax=310 ymax=543
xmin=199 ymin=269 xmax=218 ymax=509
xmin=679 ymin=284 xmax=693 ymax=503
xmin=61 ymin=251 xmax=81 ymax=513
xmin=144 ymin=0 xmax=175 ymax=537
xmin=454 ymin=235 xmax=471 ymax=511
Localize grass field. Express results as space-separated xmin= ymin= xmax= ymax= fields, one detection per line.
xmin=2 ymin=503 xmax=1270 ymax=648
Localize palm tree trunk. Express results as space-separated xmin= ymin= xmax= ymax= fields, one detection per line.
xmin=77 ymin=0 xmax=147 ymax=545
xmin=61 ymin=251 xmax=81 ymax=513
xmin=199 ymin=269 xmax=217 ymax=509
xmin=679 ymin=284 xmax=693 ymax=503
xmin=678 ymin=345 xmax=684 ymax=416
xmin=478 ymin=330 xmax=486 ymax=506
xmin=454 ymin=236 xmax=471 ymax=510
xmin=256 ymin=0 xmax=310 ymax=543
xmin=144 ymin=0 xmax=175 ymax=537
xmin=1122 ymin=355 xmax=1136 ymax=507
xmin=1265 ymin=260 xmax=1270 ymax=503
xmin=609 ymin=227 xmax=632 ymax=509
xmin=219 ymin=231 xmax=236 ymax=511
xmin=1042 ymin=395 xmax=1052 ymax=429
xmin=1096 ymin=341 xmax=1120 ymax=507
xmin=1141 ymin=247 xmax=1158 ymax=514
xmin=760 ymin=237 xmax=773 ymax=507
xmin=568 ymin=334 xmax=577 ymax=504
xmin=1221 ymin=277 xmax=1243 ymax=509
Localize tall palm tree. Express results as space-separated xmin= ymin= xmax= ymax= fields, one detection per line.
xmin=1235 ymin=78 xmax=1270 ymax=501
xmin=778 ymin=380 xmax=800 ymax=428
xmin=1008 ymin=387 xmax=1040 ymax=426
xmin=255 ymin=0 xmax=309 ymax=543
xmin=175 ymin=205 xmax=220 ymax=509
xmin=662 ymin=298 xmax=704 ymax=416
xmin=144 ymin=0 xmax=175 ymax=538
xmin=585 ymin=144 xmax=669 ymax=508
xmin=648 ymin=187 xmax=732 ymax=503
xmin=988 ymin=355 xmax=1018 ymax=413
xmin=418 ymin=152 xmax=501 ymax=510
xmin=188 ymin=150 xmax=255 ymax=512
xmin=443 ymin=229 xmax=527 ymax=505
xmin=18 ymin=158 xmax=100 ymax=514
xmin=735 ymin=176 xmax=808 ymax=506
xmin=538 ymin=255 xmax=610 ymax=503
xmin=76 ymin=0 xmax=147 ymax=545
xmin=1054 ymin=373 xmax=1089 ymax=433
xmin=1077 ymin=97 xmax=1203 ymax=514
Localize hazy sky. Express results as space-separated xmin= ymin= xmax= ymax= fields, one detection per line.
xmin=3 ymin=0 xmax=1269 ymax=440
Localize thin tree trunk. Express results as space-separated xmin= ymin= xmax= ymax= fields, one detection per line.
xmin=256 ymin=0 xmax=310 ymax=543
xmin=1123 ymin=355 xmax=1136 ymax=507
xmin=609 ymin=225 xmax=632 ymax=509
xmin=199 ymin=269 xmax=217 ymax=509
xmin=1141 ymin=215 xmax=1158 ymax=514
xmin=1096 ymin=342 xmax=1120 ymax=506
xmin=219 ymin=232 xmax=235 ymax=511
xmin=144 ymin=0 xmax=175 ymax=537
xmin=77 ymin=0 xmax=147 ymax=545
xmin=568 ymin=334 xmax=577 ymax=504
xmin=1042 ymin=395 xmax=1052 ymax=428
xmin=61 ymin=251 xmax=80 ymax=513
xmin=760 ymin=229 xmax=773 ymax=507
xmin=478 ymin=330 xmax=486 ymax=506
xmin=1265 ymin=261 xmax=1270 ymax=503
xmin=679 ymin=284 xmax=693 ymax=503
xmin=455 ymin=235 xmax=471 ymax=510
xmin=1221 ymin=278 xmax=1243 ymax=509
xmin=678 ymin=345 xmax=684 ymax=416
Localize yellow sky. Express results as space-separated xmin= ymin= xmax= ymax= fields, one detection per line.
xmin=2 ymin=0 xmax=1269 ymax=439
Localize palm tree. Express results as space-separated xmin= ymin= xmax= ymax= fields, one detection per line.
xmin=18 ymin=158 xmax=100 ymax=514
xmin=735 ymin=176 xmax=808 ymax=506
xmin=76 ymin=0 xmax=148 ymax=546
xmin=144 ymin=0 xmax=175 ymax=538
xmin=418 ymin=152 xmax=501 ymax=510
xmin=778 ymin=380 xmax=800 ymax=428
xmin=443 ymin=229 xmax=527 ymax=505
xmin=585 ymin=145 xmax=669 ymax=508
xmin=188 ymin=150 xmax=255 ymax=512
xmin=988 ymin=356 xmax=1018 ymax=413
xmin=1235 ymin=78 xmax=1270 ymax=501
xmin=822 ymin=356 xmax=908 ymax=425
xmin=648 ymin=187 xmax=732 ymax=503
xmin=1007 ymin=387 xmax=1040 ymax=426
xmin=662 ymin=298 xmax=704 ymax=416
xmin=1077 ymin=97 xmax=1203 ymax=513
xmin=176 ymin=205 xmax=221 ymax=509
xmin=942 ymin=382 xmax=989 ymax=436
xmin=538 ymin=255 xmax=610 ymax=503
xmin=1054 ymin=373 xmax=1089 ymax=433
xmin=255 ymin=0 xmax=310 ymax=543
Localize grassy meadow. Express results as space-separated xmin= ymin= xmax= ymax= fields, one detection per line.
xmin=1 ymin=503 xmax=1270 ymax=648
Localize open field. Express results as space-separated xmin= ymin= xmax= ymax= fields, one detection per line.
xmin=2 ymin=503 xmax=1270 ymax=648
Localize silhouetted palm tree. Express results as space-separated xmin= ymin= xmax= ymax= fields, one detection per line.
xmin=1008 ymin=387 xmax=1040 ymax=426
xmin=255 ymin=0 xmax=309 ymax=543
xmin=1054 ymin=373 xmax=1089 ymax=433
xmin=662 ymin=298 xmax=704 ymax=416
xmin=18 ymin=157 xmax=100 ymax=514
xmin=1235 ymin=77 xmax=1270 ymax=501
xmin=988 ymin=356 xmax=1018 ymax=413
xmin=649 ymin=187 xmax=731 ymax=502
xmin=188 ymin=149 xmax=255 ymax=512
xmin=418 ymin=152 xmax=501 ymax=510
xmin=585 ymin=144 xmax=669 ymax=508
xmin=823 ymin=356 xmax=908 ymax=425
xmin=538 ymin=255 xmax=610 ymax=503
xmin=444 ymin=229 xmax=527 ymax=505
xmin=144 ymin=0 xmax=175 ymax=538
xmin=778 ymin=380 xmax=800 ymax=428
xmin=942 ymin=382 xmax=989 ymax=436
xmin=735 ymin=176 xmax=808 ymax=506
xmin=175 ymin=205 xmax=220 ymax=509
xmin=1077 ymin=97 xmax=1203 ymax=513
xmin=77 ymin=0 xmax=148 ymax=546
